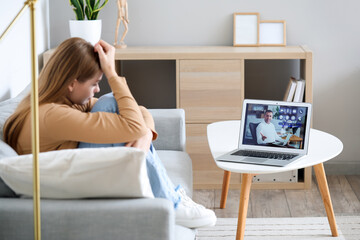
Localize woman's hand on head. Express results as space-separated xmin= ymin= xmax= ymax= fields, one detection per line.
xmin=94 ymin=40 xmax=117 ymax=79
xmin=125 ymin=128 xmax=153 ymax=153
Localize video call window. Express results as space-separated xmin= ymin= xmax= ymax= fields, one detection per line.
xmin=242 ymin=103 xmax=308 ymax=149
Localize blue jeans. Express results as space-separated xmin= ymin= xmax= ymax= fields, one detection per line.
xmin=78 ymin=93 xmax=181 ymax=208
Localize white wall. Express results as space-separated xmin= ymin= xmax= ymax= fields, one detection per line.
xmin=0 ymin=0 xmax=49 ymax=101
xmin=49 ymin=0 xmax=360 ymax=173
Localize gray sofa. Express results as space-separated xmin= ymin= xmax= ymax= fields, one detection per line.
xmin=0 ymin=92 xmax=196 ymax=240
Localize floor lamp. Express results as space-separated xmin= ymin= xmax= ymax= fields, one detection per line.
xmin=0 ymin=1 xmax=41 ymax=240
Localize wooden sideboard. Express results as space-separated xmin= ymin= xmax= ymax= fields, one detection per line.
xmin=44 ymin=46 xmax=313 ymax=190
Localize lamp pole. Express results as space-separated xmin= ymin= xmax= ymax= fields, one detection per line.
xmin=29 ymin=1 xmax=41 ymax=240
xmin=0 ymin=1 xmax=41 ymax=240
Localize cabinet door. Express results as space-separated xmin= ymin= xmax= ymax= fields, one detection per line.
xmin=179 ymin=60 xmax=243 ymax=123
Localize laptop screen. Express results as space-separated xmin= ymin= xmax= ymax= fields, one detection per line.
xmin=242 ymin=102 xmax=310 ymax=150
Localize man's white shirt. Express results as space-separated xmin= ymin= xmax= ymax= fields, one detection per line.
xmin=256 ymin=120 xmax=283 ymax=144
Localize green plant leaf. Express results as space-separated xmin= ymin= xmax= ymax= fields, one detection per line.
xmin=85 ymin=0 xmax=93 ymax=12
xmin=92 ymin=11 xmax=99 ymax=20
xmin=79 ymin=0 xmax=84 ymax=12
xmin=69 ymin=0 xmax=85 ymax=20
xmin=89 ymin=0 xmax=96 ymax=9
xmin=92 ymin=0 xmax=108 ymax=13
xmin=85 ymin=5 xmax=91 ymax=20
xmin=72 ymin=9 xmax=80 ymax=20
xmin=72 ymin=0 xmax=107 ymax=20
xmin=94 ymin=0 xmax=100 ymax=10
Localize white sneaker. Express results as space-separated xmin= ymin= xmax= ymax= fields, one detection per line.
xmin=175 ymin=188 xmax=217 ymax=228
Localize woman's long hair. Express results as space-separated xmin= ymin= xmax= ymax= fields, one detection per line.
xmin=3 ymin=37 xmax=101 ymax=151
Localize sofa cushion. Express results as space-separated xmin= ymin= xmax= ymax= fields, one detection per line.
xmin=0 ymin=140 xmax=18 ymax=197
xmin=158 ymin=150 xmax=193 ymax=198
xmin=0 ymin=147 xmax=154 ymax=199
xmin=149 ymin=109 xmax=186 ymax=151
xmin=0 ymin=97 xmax=21 ymax=142
xmin=0 ymin=198 xmax=183 ymax=240
xmin=0 ymin=85 xmax=29 ymax=141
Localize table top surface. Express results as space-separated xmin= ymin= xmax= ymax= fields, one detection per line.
xmin=207 ymin=120 xmax=343 ymax=174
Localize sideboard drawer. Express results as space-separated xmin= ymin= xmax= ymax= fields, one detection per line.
xmin=179 ymin=60 xmax=243 ymax=123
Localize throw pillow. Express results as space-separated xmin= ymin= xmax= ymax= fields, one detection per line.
xmin=0 ymin=147 xmax=154 ymax=199
xmin=0 ymin=140 xmax=18 ymax=197
xmin=0 ymin=84 xmax=29 ymax=141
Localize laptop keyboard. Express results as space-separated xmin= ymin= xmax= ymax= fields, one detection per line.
xmin=231 ymin=150 xmax=298 ymax=161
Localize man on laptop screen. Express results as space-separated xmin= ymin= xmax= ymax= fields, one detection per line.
xmin=215 ymin=99 xmax=312 ymax=167
xmin=256 ymin=109 xmax=289 ymax=145
xmin=244 ymin=103 xmax=308 ymax=149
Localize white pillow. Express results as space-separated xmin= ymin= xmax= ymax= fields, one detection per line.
xmin=0 ymin=147 xmax=154 ymax=199
xmin=0 ymin=85 xmax=29 ymax=141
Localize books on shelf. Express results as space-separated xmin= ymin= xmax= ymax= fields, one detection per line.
xmin=283 ymin=77 xmax=297 ymax=102
xmin=283 ymin=77 xmax=305 ymax=102
xmin=293 ymin=79 xmax=305 ymax=102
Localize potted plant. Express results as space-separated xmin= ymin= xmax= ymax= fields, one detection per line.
xmin=69 ymin=0 xmax=109 ymax=45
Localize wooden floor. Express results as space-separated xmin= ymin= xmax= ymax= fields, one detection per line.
xmin=193 ymin=175 xmax=360 ymax=218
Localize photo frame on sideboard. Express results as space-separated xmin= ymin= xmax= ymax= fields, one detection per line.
xmin=233 ymin=13 xmax=260 ymax=47
xmin=259 ymin=20 xmax=286 ymax=46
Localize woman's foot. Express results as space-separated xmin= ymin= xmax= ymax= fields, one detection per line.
xmin=175 ymin=188 xmax=217 ymax=228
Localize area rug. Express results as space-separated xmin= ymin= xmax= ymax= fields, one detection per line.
xmin=196 ymin=216 xmax=360 ymax=240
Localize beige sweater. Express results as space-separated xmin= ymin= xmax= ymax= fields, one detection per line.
xmin=17 ymin=76 xmax=158 ymax=155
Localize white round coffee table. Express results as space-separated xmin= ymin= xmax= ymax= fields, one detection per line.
xmin=207 ymin=120 xmax=343 ymax=240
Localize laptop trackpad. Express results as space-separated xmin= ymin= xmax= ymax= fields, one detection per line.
xmin=242 ymin=157 xmax=268 ymax=164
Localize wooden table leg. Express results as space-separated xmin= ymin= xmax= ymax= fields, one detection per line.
xmin=313 ymin=163 xmax=338 ymax=237
xmin=236 ymin=173 xmax=254 ymax=240
xmin=220 ymin=170 xmax=231 ymax=209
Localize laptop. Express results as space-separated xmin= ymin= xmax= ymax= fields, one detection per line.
xmin=216 ymin=99 xmax=312 ymax=167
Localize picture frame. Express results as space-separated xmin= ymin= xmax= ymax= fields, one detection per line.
xmin=259 ymin=20 xmax=286 ymax=46
xmin=233 ymin=13 xmax=260 ymax=47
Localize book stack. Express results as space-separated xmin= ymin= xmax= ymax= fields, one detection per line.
xmin=283 ymin=77 xmax=305 ymax=102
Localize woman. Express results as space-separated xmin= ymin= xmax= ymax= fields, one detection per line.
xmin=3 ymin=38 xmax=216 ymax=229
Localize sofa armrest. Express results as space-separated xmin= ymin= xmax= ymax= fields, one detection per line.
xmin=0 ymin=198 xmax=175 ymax=240
xmin=149 ymin=109 xmax=186 ymax=151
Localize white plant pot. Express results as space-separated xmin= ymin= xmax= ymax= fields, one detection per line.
xmin=69 ymin=20 xmax=102 ymax=46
